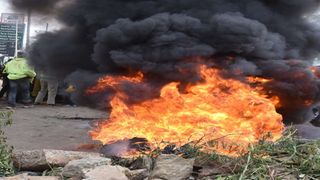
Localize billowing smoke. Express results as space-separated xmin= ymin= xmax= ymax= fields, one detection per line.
xmin=15 ymin=0 xmax=320 ymax=123
xmin=10 ymin=0 xmax=62 ymax=13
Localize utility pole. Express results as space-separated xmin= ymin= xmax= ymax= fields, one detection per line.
xmin=26 ymin=9 xmax=31 ymax=49
xmin=45 ymin=23 xmax=49 ymax=32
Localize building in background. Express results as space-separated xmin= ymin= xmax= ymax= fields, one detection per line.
xmin=0 ymin=13 xmax=25 ymax=57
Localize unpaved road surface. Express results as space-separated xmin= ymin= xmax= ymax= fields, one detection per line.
xmin=1 ymin=100 xmax=320 ymax=151
xmin=1 ymin=103 xmax=107 ymax=151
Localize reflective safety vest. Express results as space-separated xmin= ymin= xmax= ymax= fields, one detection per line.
xmin=3 ymin=58 xmax=36 ymax=80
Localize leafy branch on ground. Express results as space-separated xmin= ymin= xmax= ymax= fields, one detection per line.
xmin=111 ymin=128 xmax=320 ymax=179
xmin=42 ymin=167 xmax=64 ymax=177
xmin=204 ymin=128 xmax=320 ymax=179
xmin=0 ymin=110 xmax=15 ymax=177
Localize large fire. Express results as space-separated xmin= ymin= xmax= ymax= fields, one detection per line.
xmin=87 ymin=65 xmax=284 ymax=156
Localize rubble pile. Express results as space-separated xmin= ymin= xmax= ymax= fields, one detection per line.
xmin=5 ymin=149 xmax=199 ymax=180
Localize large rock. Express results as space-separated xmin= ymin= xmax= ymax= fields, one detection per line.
xmin=13 ymin=149 xmax=101 ymax=171
xmin=150 ymin=154 xmax=195 ymax=180
xmin=193 ymin=154 xmax=231 ymax=178
xmin=125 ymin=169 xmax=149 ymax=180
xmin=84 ymin=165 xmax=129 ymax=180
xmin=62 ymin=157 xmax=112 ymax=178
xmin=4 ymin=173 xmax=60 ymax=180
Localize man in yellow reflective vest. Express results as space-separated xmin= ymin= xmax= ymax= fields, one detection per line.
xmin=3 ymin=51 xmax=36 ymax=108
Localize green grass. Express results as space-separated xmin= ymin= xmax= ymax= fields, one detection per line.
xmin=0 ymin=110 xmax=15 ymax=177
xmin=114 ymin=128 xmax=320 ymax=179
xmin=199 ymin=128 xmax=320 ymax=179
xmin=42 ymin=167 xmax=64 ymax=177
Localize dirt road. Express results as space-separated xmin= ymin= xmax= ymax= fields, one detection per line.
xmin=1 ymin=101 xmax=320 ymax=152
xmin=1 ymin=103 xmax=107 ymax=151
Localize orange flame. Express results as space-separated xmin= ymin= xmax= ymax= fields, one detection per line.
xmin=310 ymin=66 xmax=317 ymax=74
xmin=247 ymin=76 xmax=282 ymax=108
xmin=87 ymin=66 xmax=284 ymax=156
xmin=310 ymin=66 xmax=320 ymax=79
xmin=86 ymin=72 xmax=144 ymax=94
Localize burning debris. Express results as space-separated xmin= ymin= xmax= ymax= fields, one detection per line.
xmin=10 ymin=0 xmax=320 ymax=156
xmin=87 ymin=65 xmax=284 ymax=156
xmin=100 ymin=138 xmax=150 ymax=157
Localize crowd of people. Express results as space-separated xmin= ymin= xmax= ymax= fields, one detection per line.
xmin=0 ymin=51 xmax=76 ymax=109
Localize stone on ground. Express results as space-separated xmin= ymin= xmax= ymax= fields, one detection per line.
xmin=125 ymin=169 xmax=149 ymax=180
xmin=13 ymin=149 xmax=101 ymax=171
xmin=150 ymin=154 xmax=195 ymax=180
xmin=4 ymin=173 xmax=60 ymax=180
xmin=62 ymin=157 xmax=112 ymax=178
xmin=84 ymin=165 xmax=129 ymax=180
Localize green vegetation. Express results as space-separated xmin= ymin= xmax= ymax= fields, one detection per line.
xmin=42 ymin=167 xmax=64 ymax=177
xmin=113 ymin=128 xmax=320 ymax=179
xmin=0 ymin=110 xmax=15 ymax=177
xmin=198 ymin=129 xmax=320 ymax=179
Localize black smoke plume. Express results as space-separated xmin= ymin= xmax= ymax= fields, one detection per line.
xmin=18 ymin=0 xmax=320 ymax=123
xmin=10 ymin=0 xmax=62 ymax=13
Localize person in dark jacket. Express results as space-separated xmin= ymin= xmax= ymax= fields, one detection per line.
xmin=0 ymin=64 xmax=9 ymax=99
xmin=0 ymin=57 xmax=12 ymax=99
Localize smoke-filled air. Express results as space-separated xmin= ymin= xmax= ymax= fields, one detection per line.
xmin=10 ymin=0 xmax=59 ymax=12
xmin=11 ymin=0 xmax=320 ymax=123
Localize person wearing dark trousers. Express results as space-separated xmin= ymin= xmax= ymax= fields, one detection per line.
xmin=0 ymin=58 xmax=13 ymax=99
xmin=7 ymin=78 xmax=32 ymax=107
xmin=3 ymin=51 xmax=36 ymax=108
xmin=0 ymin=74 xmax=9 ymax=98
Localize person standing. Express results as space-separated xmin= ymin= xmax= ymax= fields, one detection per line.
xmin=3 ymin=51 xmax=36 ymax=108
xmin=0 ymin=63 xmax=9 ymax=99
xmin=31 ymin=77 xmax=41 ymax=100
xmin=0 ymin=54 xmax=4 ymax=65
xmin=34 ymin=72 xmax=59 ymax=106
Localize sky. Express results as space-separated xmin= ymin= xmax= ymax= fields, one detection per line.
xmin=0 ymin=0 xmax=11 ymax=13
